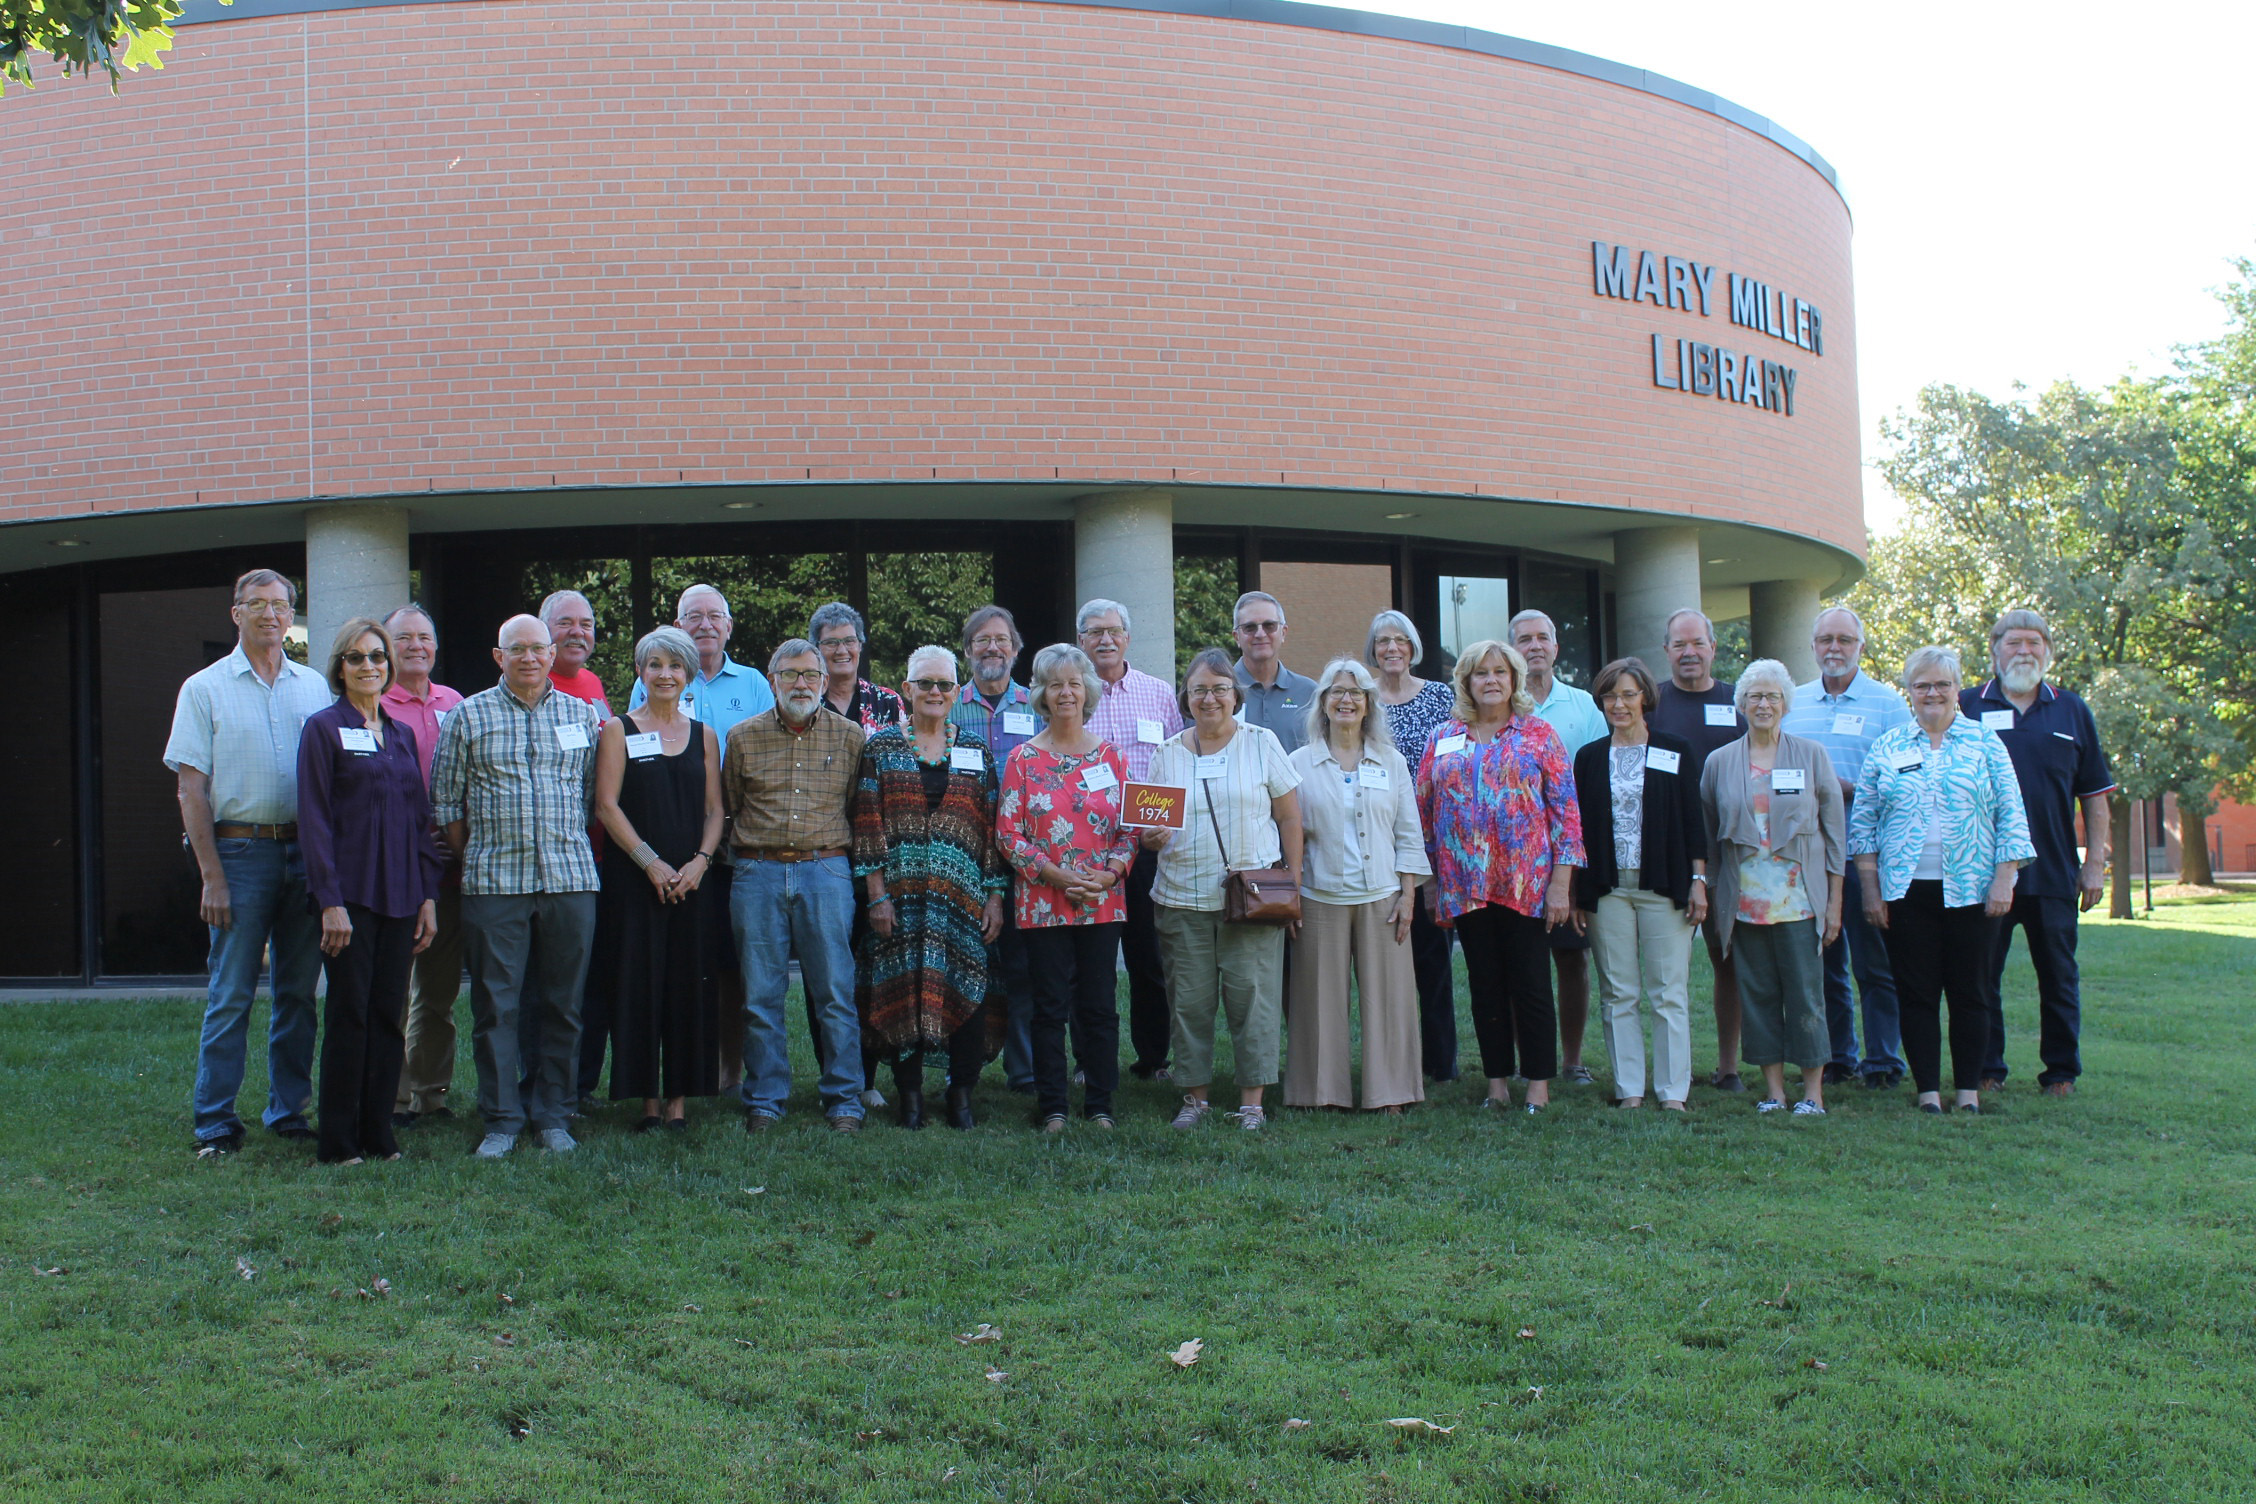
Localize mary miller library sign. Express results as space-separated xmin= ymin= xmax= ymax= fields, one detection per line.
xmin=1591 ymin=240 xmax=1824 ymax=419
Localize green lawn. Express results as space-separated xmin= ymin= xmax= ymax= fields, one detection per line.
xmin=4 ymin=901 xmax=2252 ymax=1502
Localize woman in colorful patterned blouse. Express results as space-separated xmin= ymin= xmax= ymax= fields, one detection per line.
xmin=1369 ymin=609 xmax=1462 ymax=1085
xmin=996 ymin=643 xmax=1140 ymax=1132
xmin=1848 ymin=645 xmax=2035 ymax=1116
xmin=851 ymin=646 xmax=1006 ymax=1130
xmin=1698 ymin=658 xmax=1844 ymax=1117
xmin=1413 ymin=639 xmax=1583 ymax=1113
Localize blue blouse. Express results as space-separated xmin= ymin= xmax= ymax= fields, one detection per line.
xmin=1847 ymin=715 xmax=2035 ymax=908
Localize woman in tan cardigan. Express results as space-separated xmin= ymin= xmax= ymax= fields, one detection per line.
xmin=1698 ymin=658 xmax=1844 ymax=1116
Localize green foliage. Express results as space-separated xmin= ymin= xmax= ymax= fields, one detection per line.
xmin=1173 ymin=552 xmax=1238 ymax=681
xmin=1 ymin=0 xmax=199 ymax=93
xmin=520 ymin=559 xmax=635 ymax=699
xmin=863 ymin=551 xmax=992 ymax=688
xmin=650 ymin=553 xmax=851 ymax=679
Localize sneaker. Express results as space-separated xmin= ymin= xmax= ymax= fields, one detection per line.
xmin=271 ymin=1124 xmax=316 ymax=1143
xmin=1791 ymin=1100 xmax=1827 ymax=1116
xmin=860 ymin=1088 xmax=887 ymax=1111
xmin=744 ymin=1110 xmax=780 ymax=1133
xmin=1524 ymin=1102 xmax=1546 ymax=1115
xmin=1227 ymin=1105 xmax=1267 ymax=1132
xmin=828 ymin=1113 xmax=863 ymax=1135
xmin=1565 ymin=1064 xmax=1595 ymax=1085
xmin=1169 ymin=1095 xmax=1211 ymax=1131
xmin=1755 ymin=1098 xmax=1786 ymax=1114
xmin=1712 ymin=1071 xmax=1747 ymax=1094
xmin=474 ymin=1132 xmax=517 ymax=1158
xmin=537 ymin=1128 xmax=577 ymax=1153
xmin=1038 ymin=1114 xmax=1068 ymax=1135
xmin=2041 ymin=1080 xmax=2076 ymax=1097
xmin=1979 ymin=1076 xmax=2007 ymax=1094
xmin=193 ymin=1129 xmax=246 ymax=1159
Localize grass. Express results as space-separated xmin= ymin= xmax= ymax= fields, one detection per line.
xmin=3 ymin=900 xmax=2253 ymax=1503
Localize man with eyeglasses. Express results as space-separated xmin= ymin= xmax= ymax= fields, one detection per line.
xmin=381 ymin=604 xmax=469 ymax=1128
xmin=165 ymin=568 xmax=335 ymax=1158
xmin=1079 ymin=598 xmax=1186 ymax=1080
xmin=1231 ymin=591 xmax=1317 ymax=754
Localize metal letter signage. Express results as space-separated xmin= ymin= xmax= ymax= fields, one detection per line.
xmin=1591 ymin=239 xmax=1819 ymax=420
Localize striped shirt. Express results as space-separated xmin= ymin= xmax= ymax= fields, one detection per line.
xmin=1784 ymin=670 xmax=1912 ymax=788
xmin=1148 ymin=723 xmax=1301 ymax=911
xmin=429 ymin=684 xmax=602 ymax=894
xmin=163 ymin=645 xmax=335 ymax=824
xmin=949 ymin=680 xmax=1044 ymax=763
xmin=1086 ymin=664 xmax=1184 ymax=783
xmin=1848 ymin=716 xmax=2035 ymax=909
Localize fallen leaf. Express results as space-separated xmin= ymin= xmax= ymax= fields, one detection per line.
xmin=235 ymin=1258 xmax=257 ymax=1281
xmin=940 ymin=1466 xmax=960 ymax=1483
xmin=319 ymin=1212 xmax=344 ymax=1229
xmin=1805 ymin=1359 xmax=1829 ymax=1371
xmin=372 ymin=1277 xmax=392 ymax=1297
xmin=1759 ymin=1283 xmax=1795 ymax=1309
xmin=854 ymin=1429 xmax=883 ymax=1441
xmin=1282 ymin=1418 xmax=1313 ymax=1432
xmin=354 ymin=1288 xmax=374 ymax=1301
xmin=34 ymin=1265 xmax=64 ymax=1277
xmin=499 ymin=1293 xmax=516 ymax=1306
xmin=494 ymin=1332 xmax=517 ymax=1347
xmin=1384 ymin=1417 xmax=1455 ymax=1436
xmin=1524 ymin=1386 xmax=1545 ymax=1400
xmin=1167 ymin=1338 xmax=1205 ymax=1369
xmin=731 ymin=1337 xmax=755 ymax=1348
xmin=851 ymin=1230 xmax=877 ymax=1248
xmin=982 ymin=1366 xmax=1009 ymax=1383
xmin=1516 ymin=1327 xmax=1537 ymax=1340
xmin=1629 ymin=1223 xmax=1656 ymax=1232
xmin=955 ymin=1323 xmax=1003 ymax=1345
xmin=742 ymin=1186 xmax=766 ymax=1196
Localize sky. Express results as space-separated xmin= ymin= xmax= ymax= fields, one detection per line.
xmin=1364 ymin=0 xmax=2256 ymax=532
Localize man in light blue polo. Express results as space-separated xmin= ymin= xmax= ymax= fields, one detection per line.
xmin=163 ymin=568 xmax=335 ymax=1157
xmin=1511 ymin=608 xmax=1609 ymax=1084
xmin=1785 ymin=604 xmax=1912 ymax=1089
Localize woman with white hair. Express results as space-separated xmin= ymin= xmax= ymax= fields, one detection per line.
xmin=996 ymin=643 xmax=1139 ymax=1131
xmin=1698 ymin=657 xmax=1844 ymax=1116
xmin=1285 ymin=658 xmax=1431 ymax=1112
xmin=1368 ymin=608 xmax=1462 ymax=1084
xmin=850 ymin=645 xmax=1008 ymax=1129
xmin=1850 ymin=645 xmax=2034 ymax=1114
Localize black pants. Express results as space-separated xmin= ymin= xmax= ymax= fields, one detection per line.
xmin=1455 ymin=903 xmax=1554 ymax=1082
xmin=318 ymin=904 xmax=416 ymax=1162
xmin=890 ymin=1002 xmax=989 ymax=1094
xmin=1024 ymin=921 xmax=1124 ymax=1119
xmin=1410 ymin=886 xmax=1459 ymax=1081
xmin=1983 ymin=893 xmax=2082 ymax=1084
xmin=1881 ymin=880 xmax=1998 ymax=1094
xmin=1122 ymin=849 xmax=1171 ymax=1073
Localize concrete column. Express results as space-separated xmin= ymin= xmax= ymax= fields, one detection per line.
xmin=305 ymin=504 xmax=411 ymax=663
xmin=1074 ymin=489 xmax=1175 ymax=681
xmin=1612 ymin=525 xmax=1704 ymax=673
xmin=1749 ymin=578 xmax=1824 ymax=683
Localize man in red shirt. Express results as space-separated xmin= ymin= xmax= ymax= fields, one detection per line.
xmin=381 ymin=604 xmax=466 ymax=1126
xmin=539 ymin=589 xmax=611 ymax=720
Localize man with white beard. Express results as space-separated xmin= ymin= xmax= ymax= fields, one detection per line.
xmin=1785 ymin=606 xmax=1913 ymax=1088
xmin=1959 ymin=609 xmax=2114 ymax=1097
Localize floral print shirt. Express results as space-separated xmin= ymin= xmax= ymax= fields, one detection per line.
xmin=1736 ymin=767 xmax=1814 ymax=925
xmin=1414 ymin=714 xmax=1584 ymax=922
xmin=1849 ymin=715 xmax=2036 ymax=908
xmin=996 ymin=740 xmax=1140 ymax=928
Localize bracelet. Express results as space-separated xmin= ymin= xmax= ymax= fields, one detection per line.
xmin=1690 ymin=873 xmax=1708 ymax=885
xmin=868 ymin=894 xmax=890 ymax=909
xmin=629 ymin=841 xmax=659 ymax=871
xmin=689 ymin=850 xmax=712 ymax=865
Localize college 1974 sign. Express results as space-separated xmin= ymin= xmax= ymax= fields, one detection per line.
xmin=1591 ymin=241 xmax=1822 ymax=419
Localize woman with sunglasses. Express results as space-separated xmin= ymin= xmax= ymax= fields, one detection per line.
xmin=296 ymin=618 xmax=443 ymax=1164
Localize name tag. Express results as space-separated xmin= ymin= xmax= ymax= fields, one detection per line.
xmin=1434 ymin=734 xmax=1469 ymax=757
xmin=950 ymin=746 xmax=984 ymax=774
xmin=1829 ymin=713 xmax=1864 ymax=737
xmin=1704 ymin=703 xmax=1738 ymax=727
xmin=1194 ymin=755 xmax=1228 ymax=780
xmin=555 ymin=724 xmax=590 ymax=751
xmin=1889 ymin=747 xmax=1925 ymax=773
xmin=339 ymin=727 xmax=377 ymax=754
xmin=1136 ymin=718 xmax=1166 ymax=745
xmin=1357 ymin=763 xmax=1391 ymax=790
xmin=1002 ymin=711 xmax=1038 ymax=736
xmin=1644 ymin=746 xmax=1681 ymax=774
xmin=1771 ymin=767 xmax=1807 ymax=793
xmin=625 ymin=732 xmax=662 ymax=760
xmin=1981 ymin=709 xmax=2014 ymax=732
xmin=1080 ymin=762 xmax=1119 ymax=792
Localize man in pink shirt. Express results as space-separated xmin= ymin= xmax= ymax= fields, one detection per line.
xmin=381 ymin=604 xmax=467 ymax=1125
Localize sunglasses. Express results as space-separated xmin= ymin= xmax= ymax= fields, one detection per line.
xmin=908 ymin=679 xmax=958 ymax=694
xmin=341 ymin=650 xmax=389 ymax=667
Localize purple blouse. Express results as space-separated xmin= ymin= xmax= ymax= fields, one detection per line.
xmin=297 ymin=700 xmax=446 ymax=918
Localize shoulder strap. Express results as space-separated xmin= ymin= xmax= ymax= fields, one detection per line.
xmin=1203 ymin=775 xmax=1232 ymax=871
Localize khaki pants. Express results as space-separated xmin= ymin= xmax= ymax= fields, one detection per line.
xmin=1285 ymin=897 xmax=1424 ymax=1109
xmin=1156 ymin=904 xmax=1284 ymax=1091
xmin=1589 ymin=875 xmax=1693 ymax=1103
xmin=394 ymin=885 xmax=465 ymax=1114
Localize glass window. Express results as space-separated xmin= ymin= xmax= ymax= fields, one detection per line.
xmin=864 ymin=552 xmax=994 ymax=687
xmin=521 ymin=560 xmax=634 ymax=698
xmin=1520 ymin=558 xmax=1599 ymax=685
xmin=0 ymin=572 xmax=80 ymax=977
xmin=1173 ymin=552 xmax=1239 ymax=681
xmin=1258 ymin=560 xmax=1393 ymax=679
xmin=1437 ymin=574 xmax=1512 ymax=671
xmin=650 ymin=554 xmax=850 ymax=681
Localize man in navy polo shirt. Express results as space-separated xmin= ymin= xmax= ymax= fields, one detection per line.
xmin=1960 ymin=609 xmax=2114 ymax=1096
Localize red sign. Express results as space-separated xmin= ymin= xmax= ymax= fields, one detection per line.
xmin=1121 ymin=782 xmax=1188 ymax=829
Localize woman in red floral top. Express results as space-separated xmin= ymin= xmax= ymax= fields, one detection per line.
xmin=997 ymin=644 xmax=1140 ymax=1132
xmin=1414 ymin=639 xmax=1584 ymax=1113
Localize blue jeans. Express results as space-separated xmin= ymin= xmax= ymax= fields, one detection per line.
xmin=733 ymin=855 xmax=863 ymax=1120
xmin=193 ymin=837 xmax=324 ymax=1141
xmin=1822 ymin=858 xmax=1904 ymax=1079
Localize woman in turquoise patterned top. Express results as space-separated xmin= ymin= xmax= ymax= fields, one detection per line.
xmin=1848 ymin=645 xmax=2035 ymax=1115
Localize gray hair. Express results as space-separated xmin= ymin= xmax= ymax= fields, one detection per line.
xmin=676 ymin=582 xmax=730 ymax=619
xmin=1733 ymin=657 xmax=1797 ymax=712
xmin=1903 ymin=644 xmax=1964 ymax=690
xmin=1028 ymin=643 xmax=1103 ymax=718
xmin=808 ymin=601 xmax=866 ymax=643
xmin=768 ymin=637 xmax=821 ymax=674
xmin=1812 ymin=603 xmax=1865 ymax=640
xmin=1663 ymin=608 xmax=1715 ymax=646
xmin=1232 ymin=590 xmax=1286 ymax=627
xmin=905 ymin=644 xmax=959 ymax=683
xmin=233 ymin=567 xmax=298 ymax=607
xmin=1305 ymin=657 xmax=1395 ymax=753
xmin=384 ymin=602 xmax=436 ymax=634
xmin=1076 ymin=597 xmax=1132 ymax=635
xmin=537 ymin=589 xmax=593 ymax=627
xmin=635 ymin=626 xmax=699 ymax=676
xmin=961 ymin=605 xmax=1020 ymax=656
xmin=1507 ymin=608 xmax=1557 ymax=640
xmin=1365 ymin=609 xmax=1424 ymax=668
xmin=1989 ymin=608 xmax=2052 ymax=650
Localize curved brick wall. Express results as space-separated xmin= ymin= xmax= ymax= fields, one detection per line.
xmin=0 ymin=0 xmax=1859 ymax=553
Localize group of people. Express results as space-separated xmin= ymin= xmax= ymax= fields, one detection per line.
xmin=165 ymin=568 xmax=2111 ymax=1161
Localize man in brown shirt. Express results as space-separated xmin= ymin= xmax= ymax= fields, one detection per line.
xmin=725 ymin=638 xmax=869 ymax=1132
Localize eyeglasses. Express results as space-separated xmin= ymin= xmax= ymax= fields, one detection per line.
xmin=1372 ymin=635 xmax=1412 ymax=650
xmin=1323 ymin=687 xmax=1365 ymax=701
xmin=816 ymin=637 xmax=860 ymax=651
xmin=776 ymin=669 xmax=825 ymax=685
xmin=1599 ymin=691 xmax=1643 ymax=706
xmin=1080 ymin=628 xmax=1127 ymax=642
xmin=1742 ymin=692 xmax=1785 ymax=706
xmin=908 ymin=678 xmax=958 ymax=694
xmin=1186 ymin=686 xmax=1236 ymax=701
xmin=1235 ymin=620 xmax=1284 ymax=636
xmin=237 ymin=600 xmax=292 ymax=617
xmin=341 ymin=650 xmax=389 ymax=667
xmin=502 ymin=643 xmax=549 ymax=658
xmin=680 ymin=611 xmax=730 ymax=627
xmin=969 ymin=635 xmax=1015 ymax=651
xmin=1908 ymin=680 xmax=1958 ymax=696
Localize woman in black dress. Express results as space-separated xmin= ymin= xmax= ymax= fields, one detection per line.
xmin=593 ymin=627 xmax=727 ymax=1130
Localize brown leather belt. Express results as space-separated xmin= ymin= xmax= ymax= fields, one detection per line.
xmin=215 ymin=822 xmax=298 ymax=840
xmin=734 ymin=845 xmax=848 ymax=863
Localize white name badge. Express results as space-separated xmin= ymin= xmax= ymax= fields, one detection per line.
xmin=1434 ymin=734 xmax=1469 ymax=757
xmin=555 ymin=724 xmax=590 ymax=751
xmin=1981 ymin=709 xmax=2014 ymax=731
xmin=1704 ymin=703 xmax=1738 ymax=727
xmin=1644 ymin=746 xmax=1681 ymax=774
xmin=1002 ymin=711 xmax=1038 ymax=737
xmin=950 ymin=746 xmax=985 ymax=774
xmin=1771 ymin=767 xmax=1808 ymax=793
xmin=625 ymin=731 xmax=662 ymax=760
xmin=339 ymin=727 xmax=377 ymax=754
xmin=1357 ymin=763 xmax=1392 ymax=790
xmin=1080 ymin=761 xmax=1120 ymax=792
xmin=1194 ymin=755 xmax=1228 ymax=780
xmin=1830 ymin=713 xmax=1865 ymax=738
xmin=1889 ymin=747 xmax=1925 ymax=773
xmin=1136 ymin=718 xmax=1167 ymax=745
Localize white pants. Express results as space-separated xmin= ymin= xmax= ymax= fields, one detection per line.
xmin=1590 ymin=874 xmax=1694 ymax=1103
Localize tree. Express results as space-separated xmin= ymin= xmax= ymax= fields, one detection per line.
xmin=1 ymin=0 xmax=195 ymax=93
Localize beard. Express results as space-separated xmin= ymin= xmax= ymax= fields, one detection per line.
xmin=2000 ymin=660 xmax=2044 ymax=695
xmin=779 ymin=690 xmax=819 ymax=723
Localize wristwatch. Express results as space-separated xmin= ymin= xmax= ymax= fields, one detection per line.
xmin=1690 ymin=874 xmax=1709 ymax=885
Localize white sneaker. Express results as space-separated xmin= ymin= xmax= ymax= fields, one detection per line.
xmin=474 ymin=1132 xmax=516 ymax=1159
xmin=860 ymin=1088 xmax=887 ymax=1111
xmin=1227 ymin=1105 xmax=1268 ymax=1133
xmin=537 ymin=1127 xmax=578 ymax=1153
xmin=1169 ymin=1095 xmax=1211 ymax=1131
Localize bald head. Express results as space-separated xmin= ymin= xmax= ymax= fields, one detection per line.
xmin=494 ymin=613 xmax=556 ymax=701
xmin=498 ymin=614 xmax=550 ymax=650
